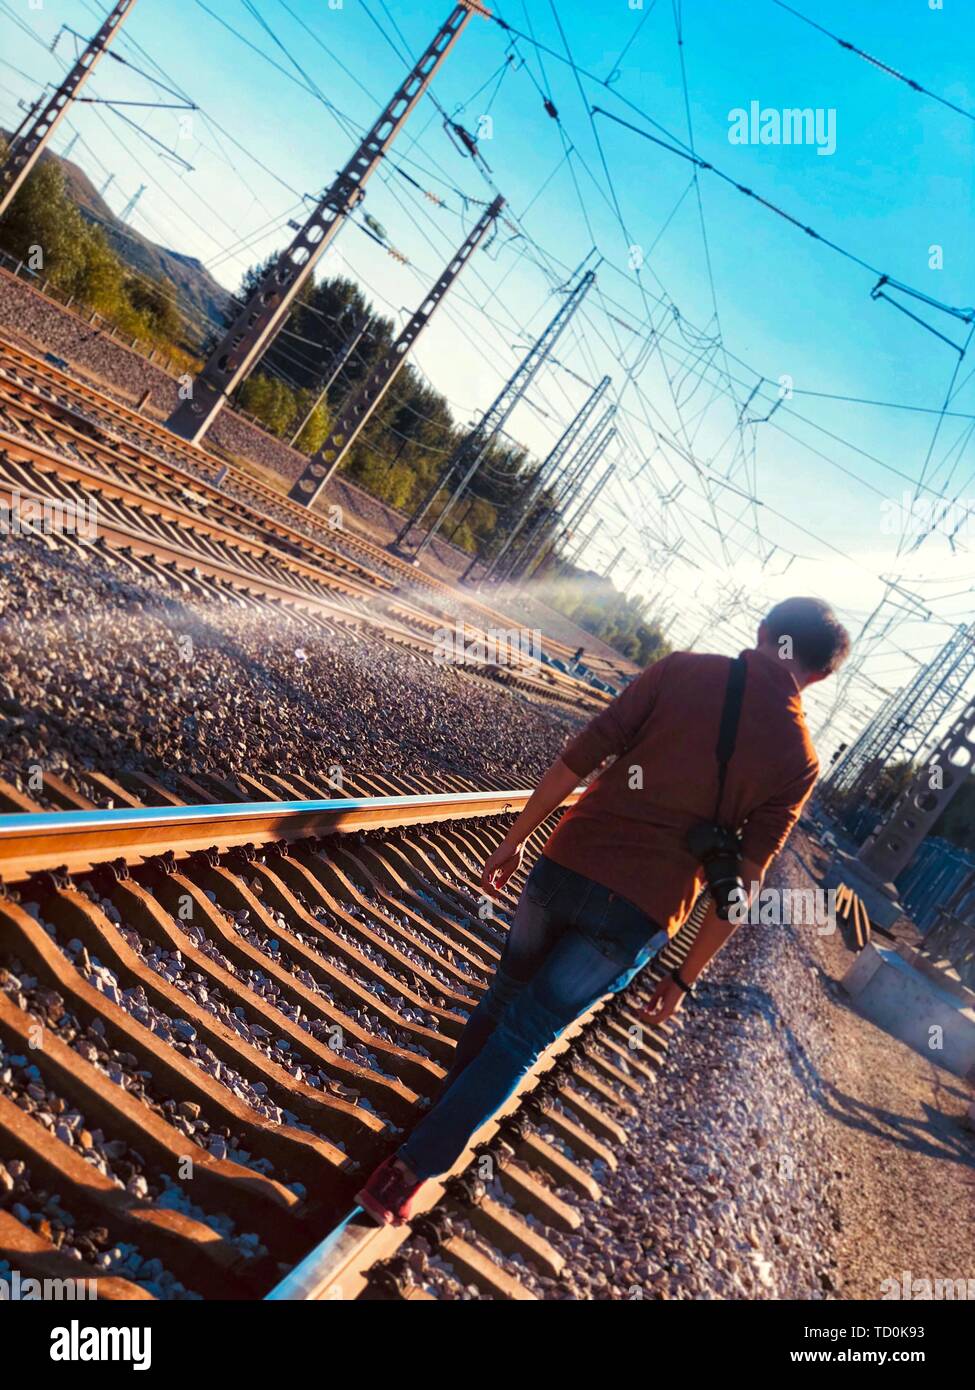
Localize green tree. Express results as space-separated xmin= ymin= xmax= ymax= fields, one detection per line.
xmin=0 ymin=156 xmax=90 ymax=293
xmin=535 ymin=569 xmax=672 ymax=668
xmin=77 ymin=227 xmax=127 ymax=318
xmin=462 ymin=497 xmax=498 ymax=548
xmin=0 ymin=144 xmax=192 ymax=357
xmin=291 ymin=388 xmax=331 ymax=453
xmin=382 ymin=462 xmax=415 ymax=510
xmin=124 ymin=272 xmax=182 ymax=342
xmin=236 ymin=372 xmax=298 ymax=438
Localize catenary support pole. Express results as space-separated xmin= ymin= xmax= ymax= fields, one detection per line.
xmin=165 ymin=1 xmax=489 ymax=444
xmin=287 ymin=196 xmax=503 ymax=505
xmin=463 ymin=374 xmax=611 ymax=583
xmin=0 ymin=1 xmax=137 ymax=219
xmin=399 ymin=268 xmax=596 ymax=561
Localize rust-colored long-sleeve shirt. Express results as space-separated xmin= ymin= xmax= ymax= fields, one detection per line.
xmin=544 ymin=648 xmax=819 ymax=935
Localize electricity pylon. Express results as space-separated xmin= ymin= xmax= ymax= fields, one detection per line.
xmin=166 ymin=2 xmax=489 ymax=444
xmin=0 ymin=1 xmax=137 ymax=219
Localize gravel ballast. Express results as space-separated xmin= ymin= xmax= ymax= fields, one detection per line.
xmin=0 ymin=534 xmax=576 ymax=803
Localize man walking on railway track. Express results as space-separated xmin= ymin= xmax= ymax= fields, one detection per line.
xmin=357 ymin=596 xmax=850 ymax=1225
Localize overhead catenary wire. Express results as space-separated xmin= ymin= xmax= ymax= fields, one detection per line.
xmin=79 ymin=0 xmax=962 ymax=583
xmin=588 ymin=105 xmax=975 ymax=330
xmin=770 ymin=0 xmax=975 ymax=125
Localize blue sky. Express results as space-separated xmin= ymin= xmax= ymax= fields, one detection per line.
xmin=2 ymin=0 xmax=974 ymax=752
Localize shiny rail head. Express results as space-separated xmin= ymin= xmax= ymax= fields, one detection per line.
xmin=0 ymin=788 xmax=581 ymax=885
xmin=0 ymin=791 xmax=534 ymax=837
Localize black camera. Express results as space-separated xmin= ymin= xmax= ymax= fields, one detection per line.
xmin=685 ymin=822 xmax=747 ymax=920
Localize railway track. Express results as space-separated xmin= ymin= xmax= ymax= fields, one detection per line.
xmin=0 ymin=781 xmax=699 ymax=1301
xmin=0 ymin=440 xmax=599 ymax=718
xmin=0 ymin=332 xmax=623 ymax=706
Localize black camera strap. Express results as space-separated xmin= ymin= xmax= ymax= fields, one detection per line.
xmin=713 ymin=655 xmax=747 ymax=823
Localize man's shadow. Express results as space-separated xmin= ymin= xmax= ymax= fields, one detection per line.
xmin=701 ymin=974 xmax=975 ymax=1172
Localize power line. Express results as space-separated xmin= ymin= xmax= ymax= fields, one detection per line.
xmin=590 ymin=105 xmax=975 ymax=329
xmin=125 ymin=0 xmax=962 ymax=581
xmin=771 ymin=0 xmax=975 ymax=124
xmin=6 ymin=0 xmax=969 ymax=719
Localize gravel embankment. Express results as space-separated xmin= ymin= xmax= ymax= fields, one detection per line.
xmin=520 ymin=855 xmax=840 ymax=1298
xmin=794 ymin=834 xmax=975 ymax=1299
xmin=0 ymin=534 xmax=576 ymax=804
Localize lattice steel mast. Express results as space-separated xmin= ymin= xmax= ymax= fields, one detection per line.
xmin=822 ymin=621 xmax=975 ymax=826
xmin=501 ymin=410 xmax=616 ymax=582
xmin=463 ymin=373 xmax=611 ymax=582
xmin=166 ymin=1 xmax=489 ymax=444
xmin=516 ymin=448 xmax=617 ymax=587
xmin=0 ymin=1 xmax=137 ymax=220
xmin=397 ymin=268 xmax=596 ymax=560
xmin=288 ymin=196 xmax=504 ymax=507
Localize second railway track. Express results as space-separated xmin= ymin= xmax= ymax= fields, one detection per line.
xmin=0 ymin=398 xmax=606 ymax=716
xmin=0 ymin=331 xmax=625 ymax=706
xmin=0 ymin=783 xmax=700 ymax=1301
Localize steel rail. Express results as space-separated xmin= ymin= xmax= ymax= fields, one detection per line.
xmin=266 ymin=891 xmax=708 ymax=1301
xmin=0 ymin=789 xmax=583 ymax=883
xmin=0 ymin=447 xmax=602 ymax=710
xmin=265 ymin=990 xmax=602 ymax=1301
xmin=0 ymin=413 xmax=396 ymax=602
xmin=0 ymin=775 xmax=691 ymax=1301
xmin=0 ymin=466 xmax=441 ymax=650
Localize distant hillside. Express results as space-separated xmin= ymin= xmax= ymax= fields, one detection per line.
xmin=33 ymin=143 xmax=231 ymax=344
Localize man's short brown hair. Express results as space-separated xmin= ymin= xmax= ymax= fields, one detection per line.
xmin=764 ymin=597 xmax=850 ymax=675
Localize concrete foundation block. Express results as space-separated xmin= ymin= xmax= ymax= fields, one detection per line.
xmin=842 ymin=942 xmax=975 ymax=1080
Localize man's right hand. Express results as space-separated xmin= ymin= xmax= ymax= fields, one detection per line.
xmin=638 ymin=974 xmax=687 ymax=1027
xmin=481 ymin=840 xmax=524 ymax=896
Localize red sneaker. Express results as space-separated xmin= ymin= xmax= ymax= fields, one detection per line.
xmin=356 ymin=1155 xmax=425 ymax=1227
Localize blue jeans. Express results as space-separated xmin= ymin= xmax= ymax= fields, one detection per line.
xmin=398 ymin=855 xmax=667 ymax=1180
